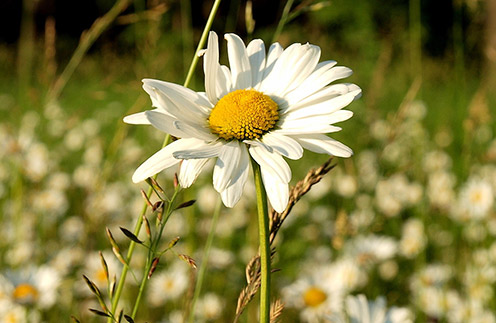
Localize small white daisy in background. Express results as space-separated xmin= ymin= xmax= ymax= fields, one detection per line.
xmin=427 ymin=171 xmax=456 ymax=210
xmin=124 ymin=31 xmax=361 ymax=212
xmin=342 ymin=234 xmax=398 ymax=268
xmin=0 ymin=299 xmax=29 ymax=323
xmin=0 ymin=265 xmax=61 ymax=309
xmin=282 ymin=264 xmax=345 ymax=323
xmin=422 ymin=149 xmax=452 ymax=173
xmin=399 ymin=218 xmax=427 ymax=258
xmin=328 ymin=294 xmax=414 ymax=323
xmin=194 ymin=292 xmax=224 ymax=321
xmin=375 ymin=174 xmax=423 ymax=217
xmin=80 ymin=251 xmax=119 ymax=293
xmin=455 ymin=177 xmax=494 ymax=221
xmin=147 ymin=261 xmax=189 ymax=306
xmin=410 ymin=264 xmax=452 ymax=289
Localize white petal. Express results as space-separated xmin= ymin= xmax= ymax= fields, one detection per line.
xmin=274 ymin=124 xmax=342 ymax=135
xmin=213 ymin=140 xmax=243 ymax=192
xmin=259 ymin=42 xmax=283 ymax=87
xmin=294 ymin=134 xmax=353 ymax=157
xmin=173 ymin=141 xmax=223 ymax=159
xmin=261 ymin=43 xmax=321 ymax=96
xmin=123 ymin=110 xmax=160 ymax=125
xmin=283 ymin=60 xmax=339 ymax=105
xmin=243 ymin=139 xmax=273 ymax=153
xmin=281 ymin=84 xmax=360 ymax=114
xmin=132 ymin=139 xmax=196 ymax=183
xmin=282 ymin=110 xmax=353 ymax=128
xmin=179 ymin=158 xmax=209 ymax=187
xmin=204 ymin=31 xmax=221 ymax=103
xmin=143 ymin=80 xmax=210 ymax=124
xmin=282 ymin=89 xmax=358 ymax=120
xmin=173 ymin=120 xmax=217 ymax=141
xmin=225 ymin=33 xmax=252 ymax=90
xmin=261 ymin=133 xmax=303 ymax=160
xmin=249 ymin=145 xmax=291 ymax=184
xmin=261 ymin=168 xmax=289 ymax=213
xmin=220 ymin=147 xmax=250 ymax=207
xmin=144 ymin=110 xmax=188 ymax=138
xmin=246 ymin=39 xmax=266 ymax=90
xmin=216 ymin=65 xmax=232 ymax=99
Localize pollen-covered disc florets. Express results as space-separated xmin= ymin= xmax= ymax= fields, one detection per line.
xmin=208 ymin=89 xmax=279 ymax=140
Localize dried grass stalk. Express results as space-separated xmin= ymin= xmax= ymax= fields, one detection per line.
xmin=234 ymin=157 xmax=335 ymax=322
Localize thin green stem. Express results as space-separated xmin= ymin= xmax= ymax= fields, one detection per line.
xmin=109 ymin=136 xmax=170 ymax=322
xmin=131 ymin=188 xmax=181 ymax=318
xmin=187 ymin=197 xmax=222 ymax=323
xmin=251 ymin=159 xmax=271 ymax=323
xmin=183 ymin=0 xmax=223 ymax=88
xmin=46 ymin=0 xmax=133 ymax=103
xmin=109 ymin=0 xmax=223 ymax=318
xmin=272 ymin=0 xmax=295 ymax=43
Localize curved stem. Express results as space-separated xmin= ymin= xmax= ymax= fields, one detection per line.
xmin=251 ymin=159 xmax=271 ymax=323
xmin=187 ymin=197 xmax=222 ymax=323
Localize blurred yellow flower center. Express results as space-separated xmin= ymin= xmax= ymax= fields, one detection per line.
xmin=303 ymin=286 xmax=327 ymax=307
xmin=12 ymin=283 xmax=39 ymax=303
xmin=208 ymin=89 xmax=279 ymax=140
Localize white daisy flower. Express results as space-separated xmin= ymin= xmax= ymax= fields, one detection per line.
xmin=329 ymin=294 xmax=414 ymax=323
xmin=0 ymin=265 xmax=61 ymax=309
xmin=124 ymin=31 xmax=361 ymax=212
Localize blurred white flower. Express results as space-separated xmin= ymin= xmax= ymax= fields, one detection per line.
xmin=375 ymin=174 xmax=423 ymax=217
xmin=282 ymin=264 xmax=344 ymax=323
xmin=343 ymin=235 xmax=397 ymax=268
xmin=0 ymin=265 xmax=61 ymax=309
xmin=194 ymin=293 xmax=224 ymax=321
xmin=329 ymin=294 xmax=414 ymax=323
xmin=24 ymin=142 xmax=49 ymax=182
xmin=427 ymin=171 xmax=456 ymax=210
xmin=455 ymin=177 xmax=494 ymax=221
xmin=32 ymin=188 xmax=68 ymax=216
xmin=148 ymin=262 xmax=189 ymax=305
xmin=81 ymin=251 xmax=120 ymax=292
xmin=399 ymin=218 xmax=426 ymax=258
xmin=0 ymin=299 xmax=28 ymax=323
xmin=422 ymin=150 xmax=452 ymax=173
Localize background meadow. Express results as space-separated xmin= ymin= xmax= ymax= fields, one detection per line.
xmin=1 ymin=0 xmax=495 ymax=322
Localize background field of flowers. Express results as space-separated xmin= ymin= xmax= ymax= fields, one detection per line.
xmin=1 ymin=0 xmax=495 ymax=322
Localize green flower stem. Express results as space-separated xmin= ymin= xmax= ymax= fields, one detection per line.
xmin=131 ymin=187 xmax=181 ymax=319
xmin=187 ymin=197 xmax=222 ymax=323
xmin=251 ymin=159 xmax=271 ymax=323
xmin=109 ymin=0 xmax=223 ymax=318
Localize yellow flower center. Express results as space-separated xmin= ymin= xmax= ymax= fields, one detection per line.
xmin=12 ymin=283 xmax=39 ymax=304
xmin=303 ymin=286 xmax=327 ymax=307
xmin=208 ymin=89 xmax=279 ymax=140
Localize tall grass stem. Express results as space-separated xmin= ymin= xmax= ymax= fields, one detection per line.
xmin=187 ymin=197 xmax=222 ymax=323
xmin=272 ymin=0 xmax=295 ymax=43
xmin=46 ymin=0 xmax=133 ymax=103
